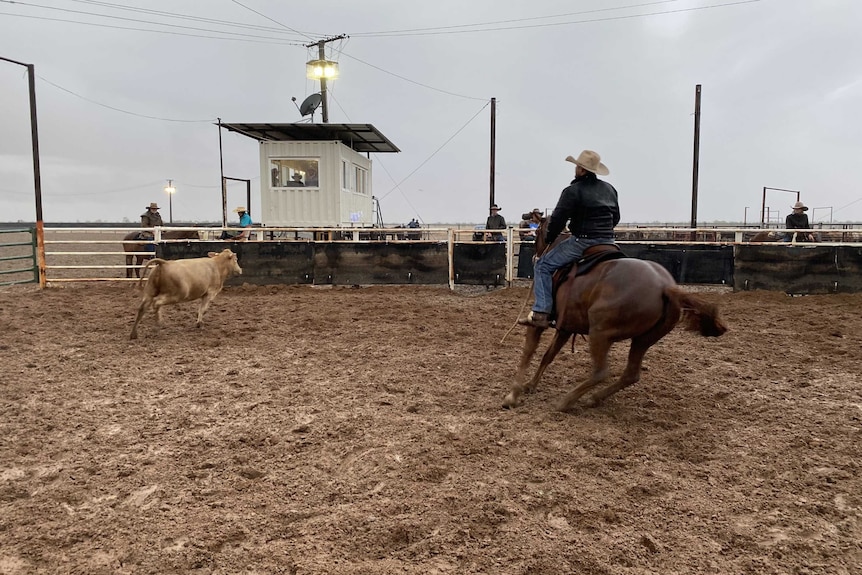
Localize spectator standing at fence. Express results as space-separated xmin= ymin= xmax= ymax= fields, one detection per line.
xmin=784 ymin=201 xmax=815 ymax=242
xmin=485 ymin=204 xmax=506 ymax=241
xmin=519 ymin=150 xmax=619 ymax=329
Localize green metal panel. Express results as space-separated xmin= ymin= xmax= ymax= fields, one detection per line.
xmin=0 ymin=228 xmax=37 ymax=286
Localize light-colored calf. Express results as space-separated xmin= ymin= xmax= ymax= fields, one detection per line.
xmin=129 ymin=249 xmax=242 ymax=340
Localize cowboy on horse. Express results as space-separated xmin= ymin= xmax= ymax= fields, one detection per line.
xmin=519 ymin=150 xmax=620 ymax=329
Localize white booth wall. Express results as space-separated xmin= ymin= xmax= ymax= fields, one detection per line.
xmin=259 ymin=140 xmax=373 ymax=227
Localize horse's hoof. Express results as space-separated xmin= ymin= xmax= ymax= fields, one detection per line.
xmin=583 ymin=396 xmax=602 ymax=408
xmin=502 ymin=393 xmax=520 ymax=409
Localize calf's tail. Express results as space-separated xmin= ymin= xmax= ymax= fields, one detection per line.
xmin=664 ymin=287 xmax=727 ymax=337
xmin=137 ymin=258 xmax=166 ymax=288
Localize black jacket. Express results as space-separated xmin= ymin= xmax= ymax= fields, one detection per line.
xmin=546 ymin=173 xmax=620 ymax=244
xmin=785 ymin=212 xmax=810 ymax=230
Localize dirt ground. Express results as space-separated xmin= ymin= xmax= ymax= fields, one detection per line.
xmin=0 ymin=282 xmax=860 ymax=574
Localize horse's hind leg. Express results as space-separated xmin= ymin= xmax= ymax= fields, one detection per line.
xmin=586 ymin=319 xmax=675 ymax=407
xmin=558 ymin=334 xmax=612 ymax=412
xmin=584 ymin=338 xmax=651 ymax=407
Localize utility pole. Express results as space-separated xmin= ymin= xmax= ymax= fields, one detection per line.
xmin=218 ymin=117 xmax=226 ymax=227
xmin=489 ymin=97 xmax=496 ymax=211
xmin=690 ymin=84 xmax=701 ymax=240
xmin=305 ymin=35 xmax=346 ymax=124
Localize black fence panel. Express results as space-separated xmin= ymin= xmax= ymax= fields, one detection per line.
xmin=734 ymin=245 xmax=862 ymax=294
xmin=312 ymin=242 xmax=449 ymax=285
xmin=453 ymin=243 xmax=506 ymax=285
xmin=517 ymin=243 xmax=536 ymax=279
xmin=619 ymin=244 xmax=734 ymax=285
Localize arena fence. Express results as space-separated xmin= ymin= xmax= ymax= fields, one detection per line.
xmin=0 ymin=227 xmax=37 ymax=286
xmin=36 ymin=225 xmax=862 ymax=294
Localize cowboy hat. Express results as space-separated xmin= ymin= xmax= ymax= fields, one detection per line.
xmin=291 ymin=173 xmax=303 ymax=180
xmin=490 ymin=204 xmax=501 ymax=210
xmin=146 ymin=202 xmax=160 ymax=210
xmin=565 ymin=150 xmax=609 ymax=176
xmin=233 ymin=206 xmax=247 ymax=213
xmin=791 ymin=201 xmax=809 ymax=211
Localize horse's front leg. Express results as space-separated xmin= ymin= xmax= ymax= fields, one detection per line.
xmin=503 ymin=326 xmax=545 ymax=408
xmin=524 ymin=329 xmax=572 ymax=393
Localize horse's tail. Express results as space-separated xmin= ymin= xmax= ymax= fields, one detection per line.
xmin=664 ymin=287 xmax=727 ymax=337
xmin=137 ymin=258 xmax=167 ymax=288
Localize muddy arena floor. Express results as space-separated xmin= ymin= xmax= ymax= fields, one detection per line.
xmin=0 ymin=282 xmax=860 ymax=575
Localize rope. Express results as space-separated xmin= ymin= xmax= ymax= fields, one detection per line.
xmin=500 ymin=278 xmax=534 ymax=344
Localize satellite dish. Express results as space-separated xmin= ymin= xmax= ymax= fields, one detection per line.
xmin=299 ymin=93 xmax=322 ymax=119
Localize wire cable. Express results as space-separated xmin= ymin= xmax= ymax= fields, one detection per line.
xmin=349 ymin=0 xmax=763 ymax=37
xmin=340 ymin=52 xmax=487 ymax=102
xmin=378 ymin=100 xmax=490 ymax=201
xmin=37 ymin=75 xmax=216 ymax=122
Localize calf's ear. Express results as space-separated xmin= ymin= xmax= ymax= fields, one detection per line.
xmin=207 ymin=251 xmax=217 ymax=258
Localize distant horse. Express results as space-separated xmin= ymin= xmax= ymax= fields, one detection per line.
xmin=122 ymin=229 xmax=200 ymax=279
xmin=504 ymin=217 xmax=727 ymax=411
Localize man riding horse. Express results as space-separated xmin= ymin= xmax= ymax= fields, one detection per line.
xmin=519 ymin=150 xmax=620 ymax=329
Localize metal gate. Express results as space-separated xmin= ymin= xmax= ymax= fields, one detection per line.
xmin=0 ymin=227 xmax=38 ymax=286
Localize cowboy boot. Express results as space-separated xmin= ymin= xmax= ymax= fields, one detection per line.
xmin=518 ymin=311 xmax=550 ymax=329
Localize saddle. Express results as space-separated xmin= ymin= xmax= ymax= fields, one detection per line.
xmin=550 ymin=244 xmax=626 ymax=318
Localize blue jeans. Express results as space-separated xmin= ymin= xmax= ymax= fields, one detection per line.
xmin=532 ymin=236 xmax=614 ymax=314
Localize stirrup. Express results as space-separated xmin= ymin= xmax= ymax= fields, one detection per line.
xmin=518 ymin=311 xmax=550 ymax=328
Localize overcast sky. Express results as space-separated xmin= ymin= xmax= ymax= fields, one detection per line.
xmin=1 ymin=0 xmax=860 ymax=226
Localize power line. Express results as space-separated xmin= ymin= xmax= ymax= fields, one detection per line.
xmin=349 ymin=0 xmax=763 ymax=37
xmin=378 ymin=100 xmax=491 ymax=201
xmin=66 ymin=0 xmax=313 ymax=37
xmin=0 ymin=0 xmax=310 ymax=41
xmin=350 ymin=0 xmax=683 ymax=36
xmin=0 ymin=9 xmax=305 ymax=44
xmin=340 ymin=52 xmax=488 ymax=102
xmin=228 ymin=0 xmax=317 ymax=43
xmin=37 ymin=75 xmax=216 ymax=122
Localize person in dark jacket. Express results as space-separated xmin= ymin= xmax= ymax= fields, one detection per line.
xmin=485 ymin=204 xmax=506 ymax=241
xmin=784 ymin=201 xmax=815 ymax=242
xmin=137 ymin=202 xmax=163 ymax=247
xmin=519 ymin=150 xmax=620 ymax=329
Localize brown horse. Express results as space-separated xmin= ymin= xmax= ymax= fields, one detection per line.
xmin=504 ymin=217 xmax=727 ymax=411
xmin=123 ymin=229 xmax=200 ymax=278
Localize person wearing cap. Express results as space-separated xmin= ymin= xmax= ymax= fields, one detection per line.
xmin=220 ymin=206 xmax=253 ymax=241
xmin=485 ymin=204 xmax=506 ymax=242
xmin=784 ymin=201 xmax=816 ymax=242
xmin=137 ymin=202 xmax=163 ymax=246
xmin=519 ymin=208 xmax=543 ymax=241
xmin=519 ymin=150 xmax=620 ymax=329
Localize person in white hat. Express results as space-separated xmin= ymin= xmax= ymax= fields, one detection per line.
xmin=519 ymin=150 xmax=620 ymax=329
xmin=784 ymin=201 xmax=815 ymax=242
xmin=220 ymin=206 xmax=253 ymax=241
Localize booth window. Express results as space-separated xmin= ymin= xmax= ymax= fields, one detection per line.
xmin=341 ymin=161 xmax=368 ymax=194
xmin=270 ymin=159 xmax=319 ymax=188
xmin=355 ymin=166 xmax=368 ymax=195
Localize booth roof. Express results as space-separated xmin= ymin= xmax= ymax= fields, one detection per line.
xmin=220 ymin=123 xmax=400 ymax=153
